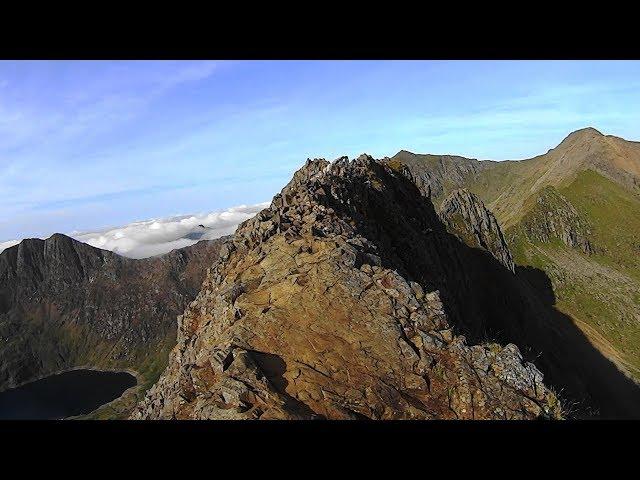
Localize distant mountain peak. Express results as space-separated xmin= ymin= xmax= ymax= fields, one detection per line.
xmin=549 ymin=127 xmax=640 ymax=182
xmin=46 ymin=232 xmax=76 ymax=244
xmin=395 ymin=149 xmax=416 ymax=157
xmin=571 ymin=126 xmax=603 ymax=136
xmin=0 ymin=233 xmax=226 ymax=395
xmin=557 ymin=127 xmax=605 ymax=148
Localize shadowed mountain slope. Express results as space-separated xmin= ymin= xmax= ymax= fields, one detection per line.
xmin=439 ymin=189 xmax=515 ymax=272
xmin=0 ymin=234 xmax=225 ymax=416
xmin=388 ymin=127 xmax=640 ymax=389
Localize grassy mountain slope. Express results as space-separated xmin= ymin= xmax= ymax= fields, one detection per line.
xmin=509 ymin=170 xmax=640 ymax=379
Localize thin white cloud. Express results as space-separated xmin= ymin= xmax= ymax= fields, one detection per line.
xmin=0 ymin=239 xmax=19 ymax=252
xmin=0 ymin=201 xmax=269 ymax=259
xmin=0 ymin=61 xmax=220 ymax=154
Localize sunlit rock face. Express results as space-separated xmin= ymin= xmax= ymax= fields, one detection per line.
xmin=133 ymin=156 xmax=561 ymax=420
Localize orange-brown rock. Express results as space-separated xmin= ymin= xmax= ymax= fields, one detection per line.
xmin=132 ymin=156 xmax=561 ymax=420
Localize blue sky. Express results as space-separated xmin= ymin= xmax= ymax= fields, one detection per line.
xmin=1 ymin=60 xmax=640 ymax=242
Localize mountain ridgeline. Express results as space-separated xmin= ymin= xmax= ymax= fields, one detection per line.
xmin=386 ymin=127 xmax=640 ymax=387
xmin=132 ymin=156 xmax=562 ymax=419
xmin=0 ymin=234 xmax=225 ymax=417
xmin=2 ymin=127 xmax=640 ymax=420
xmin=133 ymin=133 xmax=640 ymax=419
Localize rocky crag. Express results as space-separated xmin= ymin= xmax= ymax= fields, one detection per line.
xmin=133 ymin=156 xmax=562 ymax=420
xmin=0 ymin=234 xmax=225 ymax=396
xmin=516 ymin=186 xmax=593 ymax=254
xmin=386 ymin=152 xmax=492 ymax=204
xmin=439 ymin=189 xmax=515 ymax=272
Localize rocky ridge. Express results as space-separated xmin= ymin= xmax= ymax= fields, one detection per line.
xmin=386 ymin=152 xmax=491 ymax=204
xmin=133 ymin=156 xmax=561 ymax=420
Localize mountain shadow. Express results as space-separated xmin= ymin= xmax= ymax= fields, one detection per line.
xmin=317 ymin=160 xmax=640 ymax=418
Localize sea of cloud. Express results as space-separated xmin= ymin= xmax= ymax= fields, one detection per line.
xmin=0 ymin=202 xmax=269 ymax=259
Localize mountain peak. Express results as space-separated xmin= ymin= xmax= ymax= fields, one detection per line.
xmin=395 ymin=149 xmax=416 ymax=157
xmin=46 ymin=232 xmax=75 ymax=243
xmin=558 ymin=127 xmax=605 ymax=147
xmin=548 ymin=127 xmax=640 ymax=183
xmin=572 ymin=126 xmax=603 ymax=136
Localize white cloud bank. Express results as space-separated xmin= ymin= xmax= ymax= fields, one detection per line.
xmin=0 ymin=201 xmax=269 ymax=259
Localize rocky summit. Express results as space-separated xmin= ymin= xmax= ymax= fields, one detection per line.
xmin=133 ymin=155 xmax=561 ymax=420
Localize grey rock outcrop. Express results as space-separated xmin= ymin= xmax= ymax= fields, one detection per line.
xmin=439 ymin=189 xmax=515 ymax=273
xmin=385 ymin=151 xmax=492 ymax=203
xmin=519 ymin=186 xmax=593 ymax=254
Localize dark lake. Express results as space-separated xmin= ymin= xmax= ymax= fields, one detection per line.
xmin=0 ymin=369 xmax=137 ymax=420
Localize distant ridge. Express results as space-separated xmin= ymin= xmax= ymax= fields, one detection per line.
xmin=0 ymin=232 xmax=226 ymax=417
